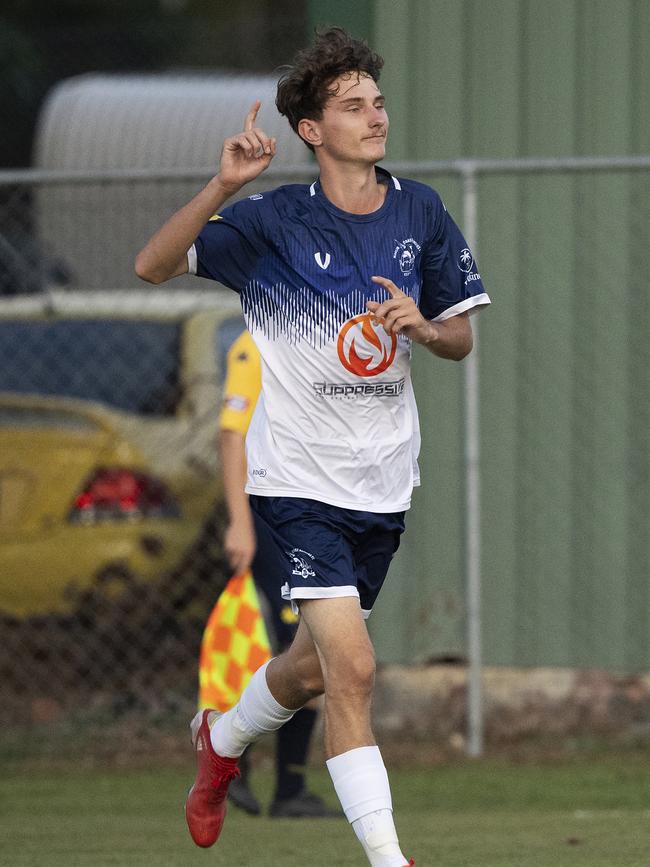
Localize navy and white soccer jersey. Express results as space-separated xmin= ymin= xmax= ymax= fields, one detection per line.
xmin=188 ymin=167 xmax=490 ymax=513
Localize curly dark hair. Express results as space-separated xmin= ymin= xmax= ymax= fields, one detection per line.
xmin=276 ymin=27 xmax=384 ymax=151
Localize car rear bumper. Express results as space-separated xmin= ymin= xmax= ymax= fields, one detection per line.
xmin=0 ymin=519 xmax=208 ymax=617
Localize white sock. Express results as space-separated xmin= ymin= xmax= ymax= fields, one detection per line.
xmin=327 ymin=746 xmax=407 ymax=867
xmin=210 ymin=660 xmax=295 ymax=758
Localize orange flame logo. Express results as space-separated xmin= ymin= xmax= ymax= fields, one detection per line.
xmin=337 ymin=313 xmax=397 ymax=377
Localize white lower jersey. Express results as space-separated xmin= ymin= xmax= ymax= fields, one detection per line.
xmin=245 ymin=326 xmax=421 ymax=512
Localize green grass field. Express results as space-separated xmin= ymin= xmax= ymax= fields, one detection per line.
xmin=2 ymin=753 xmax=649 ymax=866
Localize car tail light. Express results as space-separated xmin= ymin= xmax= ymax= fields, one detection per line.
xmin=69 ymin=468 xmax=180 ymax=523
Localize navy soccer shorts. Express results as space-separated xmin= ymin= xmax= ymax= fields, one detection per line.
xmin=249 ymin=496 xmax=405 ymax=618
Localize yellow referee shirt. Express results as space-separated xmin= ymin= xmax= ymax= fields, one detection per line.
xmin=219 ymin=330 xmax=261 ymax=436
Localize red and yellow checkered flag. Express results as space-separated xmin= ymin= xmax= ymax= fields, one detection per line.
xmin=198 ymin=572 xmax=272 ymax=712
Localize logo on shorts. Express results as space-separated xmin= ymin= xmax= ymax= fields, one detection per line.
xmin=337 ymin=313 xmax=396 ymax=377
xmin=286 ymin=548 xmax=316 ymax=580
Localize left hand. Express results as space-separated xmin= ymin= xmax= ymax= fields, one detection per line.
xmin=367 ymin=276 xmax=437 ymax=345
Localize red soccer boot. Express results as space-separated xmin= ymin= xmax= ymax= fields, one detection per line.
xmin=185 ymin=709 xmax=240 ymax=848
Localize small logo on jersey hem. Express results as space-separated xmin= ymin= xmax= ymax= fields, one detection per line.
xmin=286 ymin=548 xmax=316 ymax=580
xmin=314 ymin=252 xmax=331 ymax=270
xmin=252 ymin=468 xmax=267 ymax=478
xmin=393 ymin=238 xmax=421 ymax=276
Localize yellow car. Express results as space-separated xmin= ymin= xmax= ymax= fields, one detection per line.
xmin=0 ymin=293 xmax=243 ymax=621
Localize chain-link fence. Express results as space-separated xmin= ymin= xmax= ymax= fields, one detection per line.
xmin=0 ymin=288 xmax=246 ymax=733
xmin=1 ymin=156 xmax=649 ymax=756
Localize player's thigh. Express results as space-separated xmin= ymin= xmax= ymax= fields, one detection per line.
xmin=272 ymin=615 xmax=324 ymax=694
xmin=298 ymin=596 xmax=375 ymax=691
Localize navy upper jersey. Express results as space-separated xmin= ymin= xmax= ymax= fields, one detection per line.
xmin=188 ymin=167 xmax=490 ymax=513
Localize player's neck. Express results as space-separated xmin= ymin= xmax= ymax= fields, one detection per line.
xmin=317 ymin=162 xmax=387 ymax=215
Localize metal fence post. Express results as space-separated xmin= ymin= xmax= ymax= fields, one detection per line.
xmin=461 ymin=162 xmax=484 ymax=758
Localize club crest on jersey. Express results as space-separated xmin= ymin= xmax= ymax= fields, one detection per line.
xmin=337 ymin=313 xmax=396 ymax=377
xmin=393 ymin=238 xmax=421 ymax=276
xmin=314 ymin=252 xmax=331 ymax=270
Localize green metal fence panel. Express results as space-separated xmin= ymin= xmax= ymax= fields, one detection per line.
xmin=310 ymin=0 xmax=645 ymax=160
xmin=371 ymin=160 xmax=650 ymax=671
xmin=307 ymin=0 xmax=648 ymax=670
xmin=308 ymin=0 xmax=373 ymax=40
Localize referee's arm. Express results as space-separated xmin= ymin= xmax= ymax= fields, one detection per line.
xmin=218 ymin=334 xmax=261 ymax=576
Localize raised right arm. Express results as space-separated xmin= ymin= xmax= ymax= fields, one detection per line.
xmin=134 ymin=101 xmax=277 ymax=285
xmin=134 ymin=177 xmax=235 ymax=284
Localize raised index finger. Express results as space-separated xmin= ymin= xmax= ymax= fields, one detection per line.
xmin=244 ymin=100 xmax=262 ymax=132
xmin=371 ymin=275 xmax=405 ymax=298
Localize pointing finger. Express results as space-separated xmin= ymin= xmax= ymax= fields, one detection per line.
xmin=371 ymin=275 xmax=405 ymax=298
xmin=244 ymin=100 xmax=261 ymax=132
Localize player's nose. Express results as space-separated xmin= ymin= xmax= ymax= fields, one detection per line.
xmin=368 ymin=107 xmax=386 ymax=129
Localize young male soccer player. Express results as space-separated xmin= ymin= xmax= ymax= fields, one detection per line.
xmin=136 ymin=26 xmax=490 ymax=867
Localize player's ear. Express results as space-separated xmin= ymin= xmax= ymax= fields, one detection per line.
xmin=298 ymin=118 xmax=322 ymax=148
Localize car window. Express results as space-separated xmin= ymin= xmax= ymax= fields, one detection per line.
xmin=0 ymin=319 xmax=181 ymax=416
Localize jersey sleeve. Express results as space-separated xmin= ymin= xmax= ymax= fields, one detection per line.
xmin=218 ymin=331 xmax=262 ymax=435
xmin=189 ymin=198 xmax=268 ymax=292
xmin=419 ymin=196 xmax=491 ymax=321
